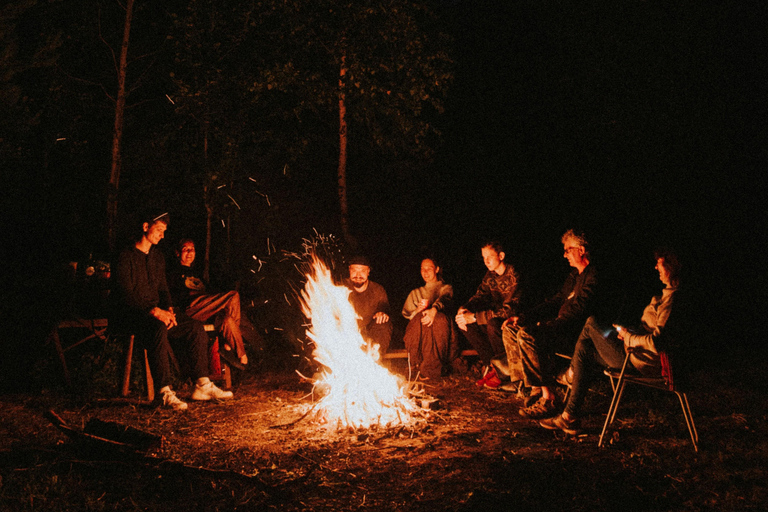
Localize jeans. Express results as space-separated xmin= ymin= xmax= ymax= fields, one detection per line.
xmin=462 ymin=317 xmax=504 ymax=366
xmin=565 ymin=316 xmax=627 ymax=417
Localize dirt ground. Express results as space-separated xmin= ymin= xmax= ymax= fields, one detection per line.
xmin=1 ymin=354 xmax=767 ymax=511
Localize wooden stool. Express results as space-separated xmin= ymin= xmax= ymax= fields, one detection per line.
xmin=121 ymin=334 xmax=155 ymax=402
xmin=121 ymin=324 xmax=231 ymax=403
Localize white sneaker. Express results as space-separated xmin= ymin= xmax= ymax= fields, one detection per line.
xmin=191 ymin=381 xmax=234 ymax=401
xmin=161 ymin=389 xmax=188 ymax=411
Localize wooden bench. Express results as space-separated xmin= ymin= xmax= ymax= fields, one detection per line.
xmin=382 ymin=348 xmax=478 ymax=360
xmin=48 ymin=318 xmax=109 ymax=388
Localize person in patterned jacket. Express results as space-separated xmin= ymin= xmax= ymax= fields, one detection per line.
xmin=456 ymin=241 xmax=521 ymax=387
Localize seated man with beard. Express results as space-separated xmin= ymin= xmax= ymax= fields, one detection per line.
xmin=345 ymin=256 xmax=393 ymax=355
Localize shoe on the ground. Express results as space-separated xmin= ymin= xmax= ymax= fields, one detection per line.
xmin=220 ymin=348 xmax=247 ymax=371
xmin=476 ymin=367 xmax=495 ymax=387
xmin=484 ymin=373 xmax=503 ymax=389
xmin=192 ymin=381 xmax=234 ymax=401
xmin=499 ymin=381 xmax=522 ymax=393
xmin=524 ymin=390 xmax=542 ymax=407
xmin=539 ymin=413 xmax=581 ymax=435
xmin=556 ymin=366 xmax=573 ymax=387
xmin=159 ymin=389 xmax=188 ymax=411
xmin=519 ymin=396 xmax=560 ymax=419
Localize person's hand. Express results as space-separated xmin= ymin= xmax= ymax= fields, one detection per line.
xmin=417 ymin=298 xmax=429 ymax=313
xmin=613 ymin=324 xmax=627 ymax=341
xmin=373 ymin=312 xmax=389 ymax=324
xmin=455 ymin=309 xmax=476 ymax=331
xmin=421 ymin=307 xmax=437 ymax=327
xmin=502 ymin=316 xmax=519 ymax=329
xmin=151 ymin=307 xmax=177 ymax=328
xmin=455 ymin=308 xmax=467 ymax=331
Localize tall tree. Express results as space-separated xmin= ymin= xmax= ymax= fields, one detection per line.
xmin=337 ymin=52 xmax=351 ymax=243
xmin=267 ymin=0 xmax=453 ymax=244
xmin=106 ymin=0 xmax=135 ymax=252
xmin=168 ymin=0 xmax=269 ymax=279
xmin=167 ymin=0 xmax=453 ymax=255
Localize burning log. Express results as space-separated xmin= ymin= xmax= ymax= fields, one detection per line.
xmin=300 ymin=260 xmax=421 ymax=430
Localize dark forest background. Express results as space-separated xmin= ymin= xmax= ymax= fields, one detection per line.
xmin=1 ymin=0 xmax=766 ymax=390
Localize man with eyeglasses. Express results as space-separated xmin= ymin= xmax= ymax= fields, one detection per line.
xmin=502 ymin=229 xmax=598 ymax=419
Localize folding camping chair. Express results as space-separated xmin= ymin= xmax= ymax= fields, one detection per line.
xmin=598 ymin=347 xmax=698 ymax=451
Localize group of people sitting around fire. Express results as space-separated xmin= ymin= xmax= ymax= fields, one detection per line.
xmin=113 ymin=210 xmax=682 ymax=436
xmin=341 ymin=230 xmax=683 ymax=436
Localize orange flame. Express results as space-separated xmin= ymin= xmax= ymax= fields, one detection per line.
xmin=302 ymin=260 xmax=416 ymax=429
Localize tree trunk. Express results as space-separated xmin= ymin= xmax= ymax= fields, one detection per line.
xmin=337 ymin=53 xmax=354 ymax=248
xmin=204 ymin=198 xmax=212 ymax=284
xmin=107 ymin=0 xmax=135 ymax=252
xmin=203 ymin=121 xmax=212 ymax=284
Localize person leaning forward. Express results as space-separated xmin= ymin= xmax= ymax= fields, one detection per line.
xmin=456 ymin=241 xmax=521 ymax=388
xmin=509 ymin=229 xmax=599 ymax=419
xmin=344 ymin=255 xmax=393 ymax=355
xmin=111 ymin=211 xmax=233 ymax=411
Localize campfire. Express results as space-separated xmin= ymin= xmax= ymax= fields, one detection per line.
xmin=301 ymin=259 xmax=419 ymax=429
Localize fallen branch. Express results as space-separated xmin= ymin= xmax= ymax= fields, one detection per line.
xmin=44 ymin=410 xmax=163 ymax=455
xmin=269 ymin=402 xmax=320 ymax=429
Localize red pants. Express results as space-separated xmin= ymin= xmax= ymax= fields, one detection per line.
xmin=186 ymin=291 xmax=246 ymax=360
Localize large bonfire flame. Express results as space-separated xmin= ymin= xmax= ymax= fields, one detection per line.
xmin=301 ymin=259 xmax=418 ymax=429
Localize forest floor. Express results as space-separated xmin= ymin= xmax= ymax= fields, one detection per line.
xmin=1 ymin=351 xmax=767 ymax=511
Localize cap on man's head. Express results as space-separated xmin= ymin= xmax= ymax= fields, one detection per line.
xmin=348 ymin=255 xmax=371 ymax=268
xmin=141 ymin=210 xmax=170 ymax=226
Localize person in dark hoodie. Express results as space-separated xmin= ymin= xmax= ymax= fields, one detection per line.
xmin=510 ymin=229 xmax=598 ymax=420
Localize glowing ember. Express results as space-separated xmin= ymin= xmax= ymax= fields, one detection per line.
xmin=301 ymin=260 xmax=417 ymax=429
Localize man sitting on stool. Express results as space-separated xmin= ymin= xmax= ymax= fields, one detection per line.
xmin=112 ymin=212 xmax=233 ymax=411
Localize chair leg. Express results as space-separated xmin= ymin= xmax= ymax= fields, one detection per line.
xmin=609 ymin=381 xmax=628 ymax=425
xmin=676 ymin=392 xmax=699 ymax=452
xmin=122 ymin=335 xmax=134 ymax=397
xmin=50 ymin=327 xmax=72 ymax=388
xmin=599 ymin=379 xmax=626 ymax=448
xmin=682 ymin=393 xmax=699 ymax=444
xmin=222 ymin=363 xmax=232 ymax=390
xmin=143 ymin=349 xmax=154 ymax=402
